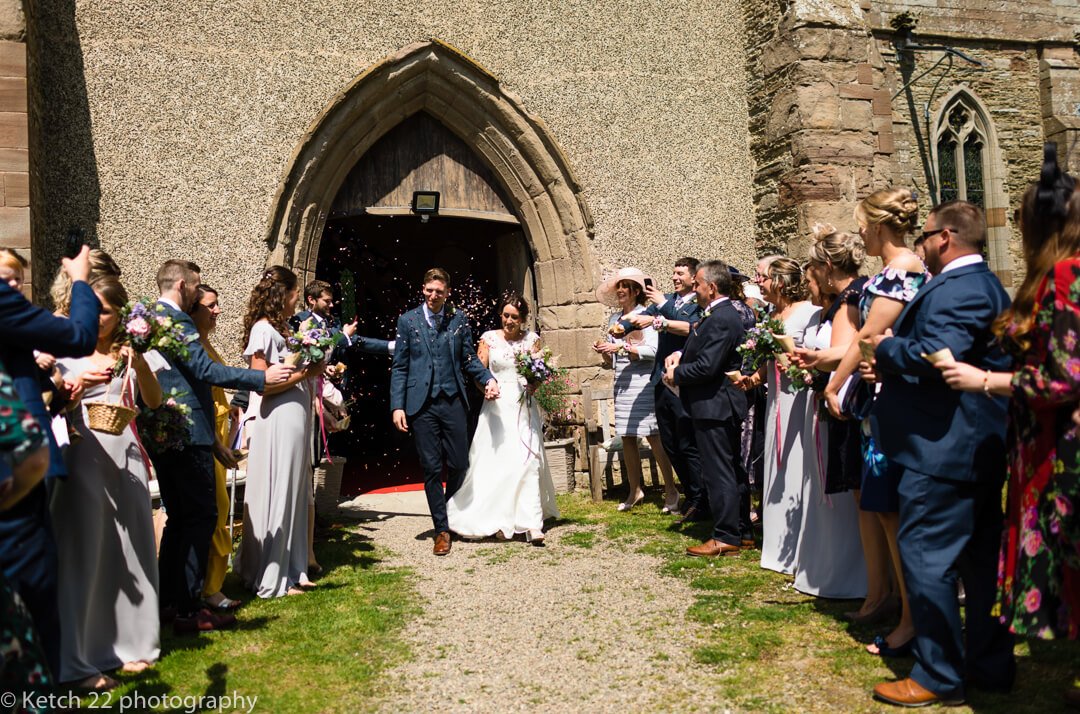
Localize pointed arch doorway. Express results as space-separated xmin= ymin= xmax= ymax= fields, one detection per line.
xmin=265 ymin=41 xmax=598 ymax=495
xmin=318 ymin=113 xmax=534 ymax=494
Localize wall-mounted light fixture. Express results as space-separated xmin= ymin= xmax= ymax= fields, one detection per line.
xmin=412 ymin=191 xmax=440 ymax=223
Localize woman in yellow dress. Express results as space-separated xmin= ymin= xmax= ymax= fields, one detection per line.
xmin=191 ymin=284 xmax=241 ymax=610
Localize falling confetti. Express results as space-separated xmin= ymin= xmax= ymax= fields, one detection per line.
xmin=315 ymin=216 xmax=527 ymax=494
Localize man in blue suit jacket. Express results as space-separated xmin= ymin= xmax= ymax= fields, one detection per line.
xmin=291 ymin=279 xmax=395 ymax=463
xmin=290 ymin=279 xmax=395 ymax=358
xmin=869 ymin=202 xmax=1015 ymax=707
xmin=0 ymin=246 xmax=98 ymax=674
xmin=616 ymin=258 xmax=706 ymax=518
xmin=665 ymin=260 xmax=750 ymax=557
xmin=390 ymin=268 xmax=497 ymax=556
xmin=153 ymin=260 xmax=292 ymax=632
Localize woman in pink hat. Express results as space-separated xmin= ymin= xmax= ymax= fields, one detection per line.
xmin=593 ymin=268 xmax=677 ymax=511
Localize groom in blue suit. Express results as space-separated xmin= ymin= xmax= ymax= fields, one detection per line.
xmin=390 ymin=268 xmax=498 ymax=555
xmin=869 ymin=202 xmax=1015 ymax=707
xmin=153 ymin=260 xmax=293 ymax=632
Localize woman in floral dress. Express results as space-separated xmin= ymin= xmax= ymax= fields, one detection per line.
xmin=824 ymin=187 xmax=929 ymax=657
xmin=942 ymin=157 xmax=1080 ymax=651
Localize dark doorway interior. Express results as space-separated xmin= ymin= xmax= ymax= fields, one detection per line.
xmin=316 ymin=214 xmax=534 ymax=496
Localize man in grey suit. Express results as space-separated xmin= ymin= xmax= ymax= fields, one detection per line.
xmin=153 ymin=259 xmax=292 ymax=633
xmin=390 ymin=268 xmax=499 ymax=556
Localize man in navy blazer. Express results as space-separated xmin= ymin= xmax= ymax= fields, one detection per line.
xmin=617 ymin=257 xmax=706 ymax=518
xmin=153 ymin=260 xmax=292 ymax=632
xmin=0 ymin=246 xmax=98 ymax=674
xmin=869 ymin=202 xmax=1015 ymax=707
xmin=390 ymin=268 xmax=498 ymax=555
xmin=290 ymin=279 xmax=395 ymax=358
xmin=664 ymin=260 xmax=750 ymax=557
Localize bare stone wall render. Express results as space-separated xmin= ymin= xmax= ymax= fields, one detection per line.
xmin=28 ymin=1 xmax=756 ymax=353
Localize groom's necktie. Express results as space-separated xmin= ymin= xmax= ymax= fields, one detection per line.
xmin=430 ymin=312 xmax=443 ymax=331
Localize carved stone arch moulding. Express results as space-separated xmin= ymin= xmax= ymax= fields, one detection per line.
xmin=930 ymin=86 xmax=1014 ymax=286
xmin=264 ymin=39 xmax=597 ymax=307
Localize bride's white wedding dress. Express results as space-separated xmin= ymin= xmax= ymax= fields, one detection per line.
xmin=447 ymin=330 xmax=560 ymax=538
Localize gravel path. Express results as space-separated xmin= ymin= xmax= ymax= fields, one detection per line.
xmin=339 ymin=491 xmax=731 ymax=713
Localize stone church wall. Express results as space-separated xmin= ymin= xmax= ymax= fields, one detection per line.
xmin=24 ymin=0 xmax=757 ymax=355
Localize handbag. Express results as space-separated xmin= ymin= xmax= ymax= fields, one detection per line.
xmin=839 ymin=374 xmax=875 ymax=421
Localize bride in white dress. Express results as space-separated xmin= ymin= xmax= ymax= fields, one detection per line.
xmin=447 ymin=294 xmax=559 ymax=544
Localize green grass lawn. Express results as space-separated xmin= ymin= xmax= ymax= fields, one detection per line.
xmin=556 ymin=491 xmax=1080 ymax=714
xmin=78 ymin=494 xmax=1077 ymax=713
xmin=96 ymin=523 xmax=417 ymax=713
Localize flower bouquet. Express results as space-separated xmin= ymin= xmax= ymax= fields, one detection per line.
xmin=117 ymin=299 xmax=192 ymax=361
xmin=784 ymin=362 xmax=816 ymax=391
xmin=135 ymin=388 xmax=192 ymax=454
xmin=736 ymin=316 xmax=788 ymax=372
xmin=284 ymin=319 xmax=343 ymax=367
xmin=515 ymin=346 xmax=574 ymax=414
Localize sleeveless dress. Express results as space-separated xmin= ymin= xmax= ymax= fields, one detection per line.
xmin=447 ymin=330 xmax=559 ymax=538
xmin=235 ymin=320 xmax=313 ymax=598
xmin=858 ymin=264 xmax=929 ymax=513
xmin=51 ymin=354 xmax=165 ymax=680
xmin=791 ymin=310 xmax=867 ymax=599
xmin=606 ymin=307 xmax=659 ymax=437
xmin=760 ymin=301 xmax=820 ymax=575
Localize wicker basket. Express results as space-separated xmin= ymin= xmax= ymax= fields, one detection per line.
xmin=86 ymin=401 xmax=138 ymax=435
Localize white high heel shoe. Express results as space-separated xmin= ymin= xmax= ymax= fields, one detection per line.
xmin=525 ymin=529 xmax=545 ymax=545
xmin=617 ymin=490 xmax=645 ymax=512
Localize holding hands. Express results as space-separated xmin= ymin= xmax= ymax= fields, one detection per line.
xmin=484 ymin=378 xmax=501 ymax=401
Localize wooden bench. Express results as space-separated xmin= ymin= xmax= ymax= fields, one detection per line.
xmin=581 ymin=388 xmax=658 ymax=502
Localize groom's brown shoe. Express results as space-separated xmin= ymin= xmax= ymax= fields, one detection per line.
xmin=433 ymin=531 xmax=452 ymax=556
xmin=873 ymin=678 xmax=965 ymax=707
xmin=686 ymin=539 xmax=740 ymax=557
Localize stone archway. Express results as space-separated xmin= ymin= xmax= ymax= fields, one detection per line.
xmin=265 ymin=39 xmax=597 ymax=311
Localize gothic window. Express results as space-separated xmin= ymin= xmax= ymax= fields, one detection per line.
xmin=933 ymin=98 xmax=991 ymax=209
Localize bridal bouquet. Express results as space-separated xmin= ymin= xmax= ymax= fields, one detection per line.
xmin=135 ymin=388 xmax=192 ymax=454
xmin=515 ymin=346 xmax=573 ymax=414
xmin=284 ymin=319 xmax=343 ymax=366
xmin=737 ymin=316 xmax=788 ymax=372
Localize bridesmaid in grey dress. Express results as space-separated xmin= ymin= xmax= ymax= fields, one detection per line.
xmin=754 ymin=258 xmax=820 ymax=575
xmin=235 ymin=267 xmax=321 ymax=598
xmin=51 ymin=276 xmax=163 ymax=688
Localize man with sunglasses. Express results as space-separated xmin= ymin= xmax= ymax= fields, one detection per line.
xmin=867 ymin=201 xmax=1015 ymax=707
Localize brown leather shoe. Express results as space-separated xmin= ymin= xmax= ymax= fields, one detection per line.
xmin=686 ymin=539 xmax=741 ymax=557
xmin=740 ymin=539 xmax=757 ymax=549
xmin=873 ymin=678 xmax=964 ymax=707
xmin=433 ymin=531 xmax=452 ymax=556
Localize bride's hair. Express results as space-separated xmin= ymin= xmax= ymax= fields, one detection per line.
xmin=498 ymin=291 xmax=530 ymax=323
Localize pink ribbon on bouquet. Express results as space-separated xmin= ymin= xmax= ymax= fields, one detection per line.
xmin=517 ymin=391 xmax=541 ymax=464
xmin=120 ymin=359 xmax=153 ymax=479
xmin=774 ymin=361 xmax=783 ymax=471
xmin=315 ymin=375 xmax=333 ymax=464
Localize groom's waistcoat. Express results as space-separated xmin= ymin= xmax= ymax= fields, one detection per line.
xmin=429 ymin=325 xmax=460 ymax=399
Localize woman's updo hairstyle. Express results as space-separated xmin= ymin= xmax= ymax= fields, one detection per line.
xmin=242 ymin=265 xmax=298 ymax=348
xmin=768 ymin=256 xmax=808 ymax=302
xmin=807 ymin=223 xmax=866 ymax=276
xmin=854 ymin=187 xmax=919 ymax=236
xmin=498 ymin=291 xmax=531 ymax=323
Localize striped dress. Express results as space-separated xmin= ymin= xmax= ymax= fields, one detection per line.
xmin=607 ymin=307 xmax=659 ymax=437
